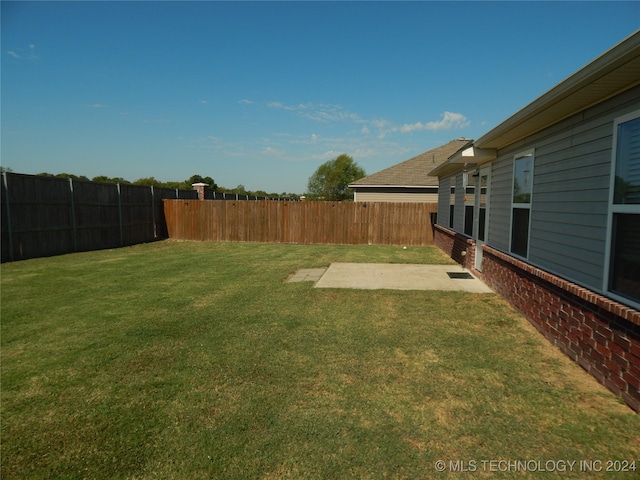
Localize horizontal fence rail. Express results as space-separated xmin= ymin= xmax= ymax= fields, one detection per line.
xmin=164 ymin=200 xmax=438 ymax=246
xmin=1 ymin=172 xmax=198 ymax=262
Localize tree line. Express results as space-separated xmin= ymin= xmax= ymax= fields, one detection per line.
xmin=2 ymin=152 xmax=366 ymax=202
xmin=4 ymin=169 xmax=300 ymax=200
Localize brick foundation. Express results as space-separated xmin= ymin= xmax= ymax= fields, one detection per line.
xmin=434 ymin=225 xmax=640 ymax=413
xmin=433 ymin=224 xmax=475 ymax=270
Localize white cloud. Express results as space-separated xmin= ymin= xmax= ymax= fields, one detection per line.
xmin=395 ymin=111 xmax=470 ymax=133
xmin=85 ymin=103 xmax=108 ymax=108
xmin=198 ymin=99 xmax=208 ymax=104
xmin=299 ymin=104 xmax=363 ymax=124
xmin=363 ymin=111 xmax=470 ymax=138
xmin=245 ymin=99 xmax=471 ymax=152
xmin=239 ymin=99 xmax=254 ymax=105
xmin=267 ymin=101 xmax=310 ymax=112
xmin=265 ymin=101 xmax=364 ymax=124
xmin=6 ymin=44 xmax=38 ymax=60
xmin=264 ymin=146 xmax=285 ymax=156
xmin=261 ymin=101 xmax=469 ymax=136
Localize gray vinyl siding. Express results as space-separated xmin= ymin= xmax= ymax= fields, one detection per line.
xmin=432 ymin=88 xmax=639 ymax=296
xmin=436 ymin=174 xmax=463 ymax=230
xmin=530 ymin=140 xmax=611 ymax=287
xmin=488 ymin=85 xmax=640 ymax=292
xmin=453 ymin=174 xmax=465 ymax=233
xmin=486 ymin=156 xmax=513 ymax=252
xmin=436 ymin=176 xmax=450 ymax=226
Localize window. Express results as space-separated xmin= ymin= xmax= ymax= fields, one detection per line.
xmin=464 ymin=172 xmax=475 ymax=236
xmin=478 ymin=173 xmax=488 ymax=241
xmin=608 ymin=111 xmax=640 ymax=306
xmin=448 ymin=177 xmax=455 ymax=228
xmin=510 ymin=150 xmax=534 ymax=258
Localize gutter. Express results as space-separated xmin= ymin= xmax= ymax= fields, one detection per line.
xmin=476 ymin=30 xmax=640 ymax=150
xmin=429 ymin=30 xmax=640 ymax=178
xmin=348 ymin=184 xmax=437 ymax=189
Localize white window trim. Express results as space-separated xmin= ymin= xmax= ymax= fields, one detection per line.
xmin=509 ymin=148 xmax=535 ymax=259
xmin=473 ymin=166 xmax=492 ymax=242
xmin=604 ymin=109 xmax=640 ymax=309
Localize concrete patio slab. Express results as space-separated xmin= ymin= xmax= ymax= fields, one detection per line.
xmin=286 ymin=268 xmax=328 ymax=283
xmin=313 ymin=263 xmax=494 ymax=293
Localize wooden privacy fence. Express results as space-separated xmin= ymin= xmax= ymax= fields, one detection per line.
xmin=1 ymin=172 xmax=198 ymax=262
xmin=164 ymin=200 xmax=438 ymax=246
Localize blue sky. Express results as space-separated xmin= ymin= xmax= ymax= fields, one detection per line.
xmin=2 ymin=1 xmax=639 ymax=194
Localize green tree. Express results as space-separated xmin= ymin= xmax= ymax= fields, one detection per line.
xmin=306 ymin=154 xmax=365 ymax=201
xmin=133 ymin=177 xmax=162 ymax=186
xmin=185 ymin=174 xmax=217 ymax=191
xmin=54 ymin=173 xmax=91 ymax=181
xmin=91 ymin=175 xmax=112 ymax=183
xmin=91 ymin=175 xmax=129 ymax=184
xmin=232 ymin=184 xmax=247 ymax=195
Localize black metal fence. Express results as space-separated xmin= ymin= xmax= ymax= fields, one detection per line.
xmin=1 ymin=172 xmax=198 ymax=262
xmin=208 ymin=191 xmax=271 ymax=201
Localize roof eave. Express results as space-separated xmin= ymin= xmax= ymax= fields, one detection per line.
xmin=348 ymin=184 xmax=436 ymax=189
xmin=428 ymin=146 xmax=497 ymax=177
xmin=475 ymin=30 xmax=640 ymax=150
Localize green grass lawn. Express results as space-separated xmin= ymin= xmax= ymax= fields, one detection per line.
xmin=2 ymin=241 xmax=639 ymax=479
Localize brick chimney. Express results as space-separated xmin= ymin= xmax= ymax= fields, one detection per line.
xmin=192 ymin=182 xmax=209 ymax=200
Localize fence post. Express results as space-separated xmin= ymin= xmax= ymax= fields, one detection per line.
xmin=69 ymin=178 xmax=78 ymax=252
xmin=192 ymin=182 xmax=209 ymax=200
xmin=117 ymin=183 xmax=124 ymax=247
xmin=2 ymin=172 xmax=14 ymax=261
xmin=151 ymin=185 xmax=156 ymax=238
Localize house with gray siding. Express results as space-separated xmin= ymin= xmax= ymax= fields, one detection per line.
xmin=430 ymin=31 xmax=640 ymax=412
xmin=348 ymin=139 xmax=471 ymax=202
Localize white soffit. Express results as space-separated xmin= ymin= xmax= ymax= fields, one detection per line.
xmin=449 ymin=146 xmax=497 ymax=164
xmin=427 ymin=146 xmax=496 ymax=177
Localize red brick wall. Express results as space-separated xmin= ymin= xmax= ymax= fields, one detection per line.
xmin=480 ymin=245 xmax=640 ymax=413
xmin=434 ymin=226 xmax=640 ymax=413
xmin=433 ymin=224 xmax=475 ymax=269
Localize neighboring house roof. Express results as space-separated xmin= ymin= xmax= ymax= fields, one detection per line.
xmin=349 ymin=138 xmax=473 ymax=188
xmin=430 ymin=30 xmax=640 ymax=177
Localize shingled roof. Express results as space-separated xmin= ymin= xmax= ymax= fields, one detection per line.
xmin=350 ymin=138 xmax=473 ymax=187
